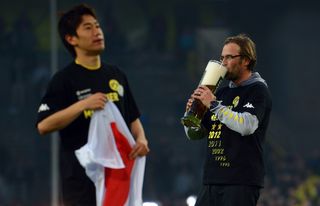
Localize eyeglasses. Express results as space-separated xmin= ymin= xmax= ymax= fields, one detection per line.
xmin=220 ymin=54 xmax=242 ymax=62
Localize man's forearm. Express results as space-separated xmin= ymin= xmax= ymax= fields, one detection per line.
xmin=130 ymin=118 xmax=147 ymax=142
xmin=37 ymin=100 xmax=85 ymax=135
xmin=210 ymin=104 xmax=259 ymax=136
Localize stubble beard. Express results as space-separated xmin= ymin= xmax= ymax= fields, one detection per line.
xmin=225 ymin=71 xmax=237 ymax=82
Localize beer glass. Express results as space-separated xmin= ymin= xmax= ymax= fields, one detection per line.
xmin=181 ymin=60 xmax=227 ymax=129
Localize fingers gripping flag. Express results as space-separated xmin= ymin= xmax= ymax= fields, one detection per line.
xmin=75 ymin=101 xmax=146 ymax=206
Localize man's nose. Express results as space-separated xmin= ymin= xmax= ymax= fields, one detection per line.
xmin=93 ymin=28 xmax=102 ymax=36
xmin=221 ymin=59 xmax=227 ymax=66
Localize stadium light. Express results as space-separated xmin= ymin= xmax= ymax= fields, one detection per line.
xmin=143 ymin=202 xmax=160 ymax=206
xmin=186 ymin=195 xmax=197 ymax=206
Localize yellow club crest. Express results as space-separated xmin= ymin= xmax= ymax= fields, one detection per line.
xmin=232 ymin=96 xmax=240 ymax=108
xmin=109 ymin=79 xmax=124 ymax=96
xmin=109 ymin=79 xmax=119 ymax=91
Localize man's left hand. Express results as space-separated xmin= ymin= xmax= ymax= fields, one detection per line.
xmin=129 ymin=138 xmax=150 ymax=159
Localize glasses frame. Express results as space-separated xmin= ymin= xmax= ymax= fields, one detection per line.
xmin=220 ymin=54 xmax=243 ymax=62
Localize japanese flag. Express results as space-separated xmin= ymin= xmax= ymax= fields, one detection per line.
xmin=75 ymin=101 xmax=146 ymax=206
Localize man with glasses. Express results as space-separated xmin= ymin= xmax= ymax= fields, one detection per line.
xmin=184 ymin=34 xmax=272 ymax=206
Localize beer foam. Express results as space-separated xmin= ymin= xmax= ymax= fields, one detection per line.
xmin=200 ymin=61 xmax=227 ymax=86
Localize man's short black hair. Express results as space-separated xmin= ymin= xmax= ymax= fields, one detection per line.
xmin=58 ymin=4 xmax=97 ymax=57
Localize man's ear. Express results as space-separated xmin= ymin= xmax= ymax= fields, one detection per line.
xmin=242 ymin=56 xmax=250 ymax=67
xmin=65 ymin=34 xmax=77 ymax=46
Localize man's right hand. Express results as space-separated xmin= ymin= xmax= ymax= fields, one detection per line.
xmin=81 ymin=92 xmax=108 ymax=110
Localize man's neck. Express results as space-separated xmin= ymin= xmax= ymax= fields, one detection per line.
xmin=75 ymin=55 xmax=101 ymax=70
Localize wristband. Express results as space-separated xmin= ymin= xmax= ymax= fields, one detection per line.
xmin=209 ymin=100 xmax=219 ymax=111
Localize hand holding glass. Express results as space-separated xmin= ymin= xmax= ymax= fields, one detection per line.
xmin=181 ymin=60 xmax=227 ymax=129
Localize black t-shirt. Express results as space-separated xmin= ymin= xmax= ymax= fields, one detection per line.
xmin=36 ymin=62 xmax=140 ymax=204
xmin=201 ymin=82 xmax=272 ymax=187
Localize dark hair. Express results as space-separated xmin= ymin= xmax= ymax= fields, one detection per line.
xmin=58 ymin=4 xmax=97 ymax=57
xmin=224 ymin=34 xmax=257 ymax=71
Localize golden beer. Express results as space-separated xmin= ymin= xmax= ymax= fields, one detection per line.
xmin=181 ymin=60 xmax=227 ymax=128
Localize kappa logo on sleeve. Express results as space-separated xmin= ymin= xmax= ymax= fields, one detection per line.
xmin=243 ymin=102 xmax=254 ymax=108
xmin=38 ymin=104 xmax=50 ymax=112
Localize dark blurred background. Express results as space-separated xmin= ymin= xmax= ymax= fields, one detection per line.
xmin=1 ymin=0 xmax=320 ymax=205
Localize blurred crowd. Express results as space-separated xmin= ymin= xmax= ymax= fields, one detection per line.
xmin=258 ymin=145 xmax=320 ymax=206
